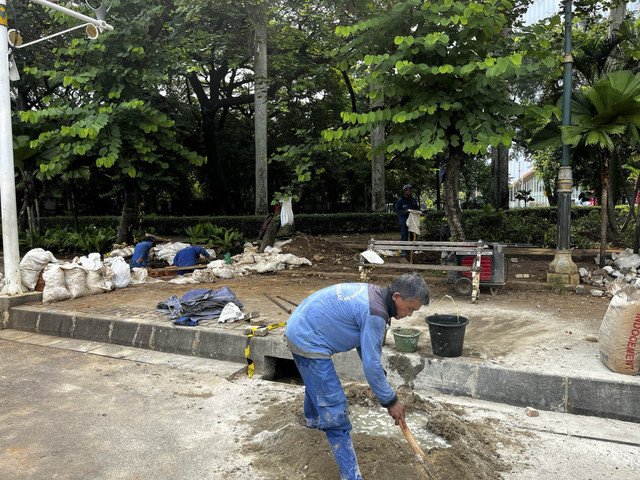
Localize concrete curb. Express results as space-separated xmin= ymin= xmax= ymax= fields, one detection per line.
xmin=2 ymin=300 xmax=638 ymax=423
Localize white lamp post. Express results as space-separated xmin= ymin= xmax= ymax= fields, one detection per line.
xmin=0 ymin=0 xmax=112 ymax=295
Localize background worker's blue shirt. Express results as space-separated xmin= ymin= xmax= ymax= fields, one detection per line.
xmin=173 ymin=246 xmax=210 ymax=268
xmin=130 ymin=241 xmax=153 ymax=268
xmin=285 ymin=283 xmax=397 ymax=406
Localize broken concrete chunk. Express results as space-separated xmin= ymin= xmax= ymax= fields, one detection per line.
xmin=578 ymin=268 xmax=589 ymax=277
xmin=253 ymin=326 xmax=269 ymax=337
xmin=590 ymin=289 xmax=605 ymax=297
xmin=510 ymin=258 xmax=518 ymax=263
xmin=250 ymin=318 xmax=269 ymax=326
xmin=525 ymin=407 xmax=539 ymax=417
xmin=584 ymin=335 xmax=598 ymax=342
xmin=575 ymin=285 xmax=587 ymax=294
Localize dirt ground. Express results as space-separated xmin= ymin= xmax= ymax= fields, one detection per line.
xmin=6 ymin=232 xmax=629 ymax=480
xmin=244 ymin=383 xmax=513 ymax=480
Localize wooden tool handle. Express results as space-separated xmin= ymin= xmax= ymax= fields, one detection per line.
xmin=401 ymin=424 xmax=427 ymax=459
xmin=400 ymin=423 xmax=436 ymax=479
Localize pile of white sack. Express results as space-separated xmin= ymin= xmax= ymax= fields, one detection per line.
xmin=580 ymin=249 xmax=640 ymax=292
xmin=168 ymin=245 xmax=311 ymax=284
xmin=18 ymin=249 xmax=162 ymax=303
xmin=17 ymin=242 xmax=312 ymax=301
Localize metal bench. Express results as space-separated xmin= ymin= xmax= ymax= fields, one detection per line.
xmin=358 ymin=240 xmax=493 ymax=303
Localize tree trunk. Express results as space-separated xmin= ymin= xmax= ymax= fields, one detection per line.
xmin=201 ymin=108 xmax=231 ymax=214
xmin=253 ymin=3 xmax=269 ymax=216
xmin=489 ymin=144 xmax=509 ymax=210
xmin=609 ymin=2 xmax=626 ymax=36
xmin=606 ymin=153 xmax=618 ymax=233
xmin=443 ymin=148 xmax=465 ymax=240
xmin=370 ymin=83 xmax=385 ymax=212
xmin=116 ymin=180 xmax=139 ymax=245
xmin=599 ymin=160 xmax=609 ymax=268
xmin=259 ymin=214 xmax=280 ymax=253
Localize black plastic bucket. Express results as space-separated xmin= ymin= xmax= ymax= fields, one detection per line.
xmin=425 ymin=314 xmax=470 ymax=357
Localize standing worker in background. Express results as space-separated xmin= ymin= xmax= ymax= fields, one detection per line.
xmin=396 ymin=184 xmax=419 ymax=256
xmin=285 ymin=272 xmax=430 ymax=479
xmin=173 ymin=245 xmax=211 ymax=275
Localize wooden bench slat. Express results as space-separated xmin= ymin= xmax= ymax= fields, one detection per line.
xmin=360 ymin=263 xmax=480 ymax=272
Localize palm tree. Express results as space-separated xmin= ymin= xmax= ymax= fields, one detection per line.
xmin=561 ymin=70 xmax=640 ymax=265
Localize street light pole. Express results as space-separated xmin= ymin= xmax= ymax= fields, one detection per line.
xmin=0 ymin=0 xmax=113 ymax=296
xmin=0 ymin=0 xmax=23 ymax=295
xmin=548 ymin=0 xmax=579 ymax=286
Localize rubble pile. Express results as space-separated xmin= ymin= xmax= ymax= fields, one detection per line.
xmin=579 ymin=249 xmax=640 ymax=296
xmin=169 ymin=245 xmax=311 ymax=284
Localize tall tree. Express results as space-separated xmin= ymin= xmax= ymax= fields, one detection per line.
xmin=247 ymin=1 xmax=269 ymax=215
xmin=327 ymin=0 xmax=552 ymax=239
xmin=19 ymin=0 xmax=204 ymax=242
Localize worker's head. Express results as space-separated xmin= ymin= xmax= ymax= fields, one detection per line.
xmin=389 ymin=272 xmax=429 ymax=319
xmin=403 ymin=184 xmax=413 ymax=196
xmin=145 ymin=235 xmax=157 ymax=247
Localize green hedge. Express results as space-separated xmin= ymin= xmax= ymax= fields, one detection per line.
xmin=34 ymin=206 xmax=629 ymax=248
xmin=37 ymin=213 xmax=398 ymax=238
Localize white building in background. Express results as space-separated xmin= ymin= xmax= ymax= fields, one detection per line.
xmin=509 ymin=168 xmax=587 ymax=208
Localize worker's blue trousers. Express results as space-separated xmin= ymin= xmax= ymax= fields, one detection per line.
xmin=292 ymin=353 xmax=362 ymax=480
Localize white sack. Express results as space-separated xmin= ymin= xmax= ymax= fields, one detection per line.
xmin=361 ymin=250 xmax=384 ymax=265
xmin=218 ymin=302 xmax=244 ymax=323
xmin=110 ymin=256 xmax=131 ymax=288
xmin=20 ymin=248 xmax=57 ymax=290
xmin=86 ymin=270 xmax=112 ymax=295
xmin=407 ymin=209 xmax=422 ymax=235
xmin=130 ymin=267 xmax=149 ymax=284
xmin=79 ymin=252 xmax=103 ymax=271
xmin=42 ymin=264 xmax=71 ymax=303
xmin=209 ymin=266 xmax=236 ymax=279
xmin=155 ymin=242 xmax=192 ymax=265
xmin=613 ymin=249 xmax=640 ymax=270
xmin=109 ymin=246 xmax=135 ymax=258
xmin=168 ymin=275 xmax=199 ymax=284
xmin=281 ymin=198 xmax=294 ymax=226
xmin=599 ymin=285 xmax=640 ymax=375
xmin=60 ymin=264 xmax=89 ymax=299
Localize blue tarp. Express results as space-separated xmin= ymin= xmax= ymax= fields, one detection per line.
xmin=156 ymin=287 xmax=244 ymax=324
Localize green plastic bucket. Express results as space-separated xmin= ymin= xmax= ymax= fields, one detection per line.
xmin=392 ymin=328 xmax=422 ymax=353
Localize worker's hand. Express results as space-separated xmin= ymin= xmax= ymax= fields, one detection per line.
xmin=388 ymin=401 xmax=407 ymax=430
xmin=135 ymin=258 xmax=143 ymax=264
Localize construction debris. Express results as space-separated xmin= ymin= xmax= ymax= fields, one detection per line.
xmin=579 ymin=249 xmax=640 ymax=296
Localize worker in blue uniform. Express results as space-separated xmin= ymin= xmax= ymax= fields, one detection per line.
xmin=285 ymin=272 xmax=429 ymax=480
xmin=130 ymin=235 xmax=156 ymax=268
xmin=173 ymin=245 xmax=211 ymax=274
xmin=396 ymin=184 xmax=419 ymax=256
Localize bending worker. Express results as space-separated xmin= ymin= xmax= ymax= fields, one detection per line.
xmin=173 ymin=245 xmax=211 ymax=275
xmin=130 ymin=235 xmax=156 ymax=268
xmin=285 ymin=272 xmax=429 ymax=479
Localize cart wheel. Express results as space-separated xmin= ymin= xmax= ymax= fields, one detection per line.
xmin=454 ymin=277 xmax=473 ymax=296
xmin=489 ymin=286 xmax=499 ymax=296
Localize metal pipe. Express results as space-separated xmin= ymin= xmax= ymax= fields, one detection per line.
xmin=0 ymin=0 xmax=24 ymax=295
xmin=12 ymin=23 xmax=90 ymax=48
xmin=31 ymin=0 xmax=113 ymax=31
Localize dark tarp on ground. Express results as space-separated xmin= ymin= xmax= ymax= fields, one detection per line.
xmin=156 ymin=287 xmax=244 ymax=322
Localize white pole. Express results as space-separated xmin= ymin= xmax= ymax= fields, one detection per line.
xmin=0 ymin=0 xmax=23 ymax=295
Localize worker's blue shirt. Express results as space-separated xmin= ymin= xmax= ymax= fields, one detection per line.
xmin=130 ymin=241 xmax=153 ymax=268
xmin=396 ymin=195 xmax=418 ymax=225
xmin=173 ymin=246 xmax=210 ymax=269
xmin=285 ymin=283 xmax=398 ymax=407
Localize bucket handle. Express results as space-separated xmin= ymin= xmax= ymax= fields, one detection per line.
xmin=435 ymin=295 xmax=459 ymax=319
